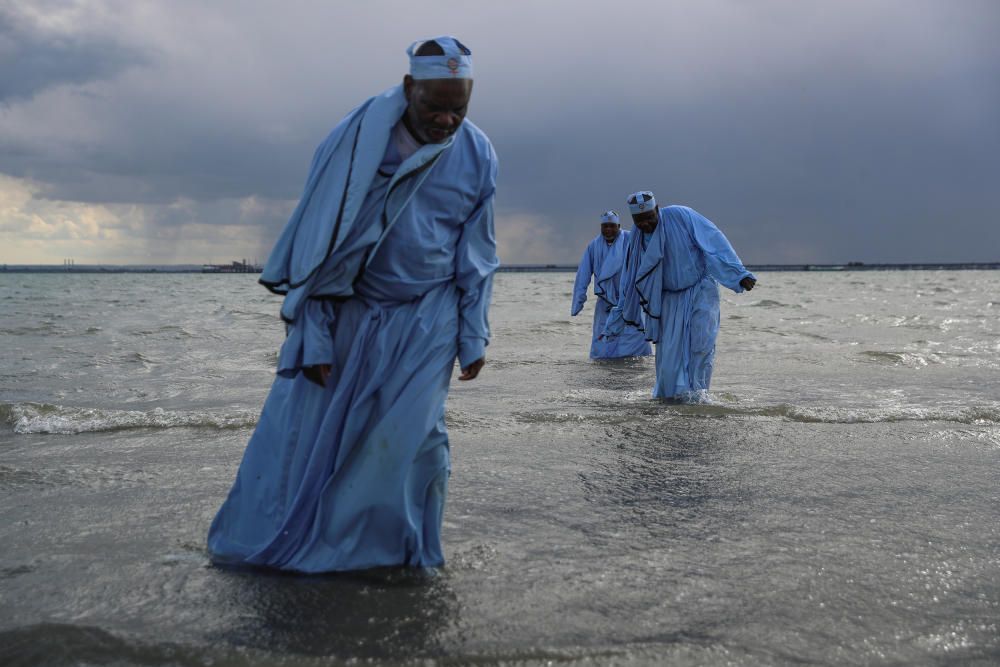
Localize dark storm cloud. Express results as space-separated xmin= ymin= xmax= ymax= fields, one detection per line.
xmin=1 ymin=0 xmax=999 ymax=263
xmin=477 ymin=0 xmax=1000 ymax=263
xmin=483 ymin=59 xmax=1000 ymax=263
xmin=0 ymin=6 xmax=149 ymax=102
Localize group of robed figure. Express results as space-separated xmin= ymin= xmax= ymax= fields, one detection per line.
xmin=205 ymin=35 xmax=755 ymax=576
xmin=572 ymin=192 xmax=756 ymax=399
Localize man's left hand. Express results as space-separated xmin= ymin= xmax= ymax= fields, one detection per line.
xmin=740 ymin=276 xmax=756 ymax=291
xmin=459 ymin=357 xmax=485 ymax=381
xmin=303 ymin=363 xmax=332 ymax=387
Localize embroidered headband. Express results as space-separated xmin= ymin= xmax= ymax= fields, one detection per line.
xmin=407 ymin=36 xmax=474 ymax=80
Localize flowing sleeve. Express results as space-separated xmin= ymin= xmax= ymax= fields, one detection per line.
xmin=455 ymin=147 xmax=500 ymax=369
xmin=685 ymin=207 xmax=755 ymax=292
xmin=275 ymin=299 xmax=337 ymax=378
xmin=571 ymin=242 xmax=593 ymax=316
xmin=603 ymin=233 xmax=643 ymax=338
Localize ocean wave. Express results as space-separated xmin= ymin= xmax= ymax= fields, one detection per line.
xmin=0 ymin=402 xmax=258 ymax=435
xmin=0 ymin=622 xmax=723 ymax=667
xmin=882 ymin=314 xmax=938 ymax=330
xmin=121 ymin=351 xmax=157 ymax=366
xmin=0 ymin=465 xmax=75 ymax=489
xmin=859 ymin=350 xmax=941 ymax=367
xmin=0 ymin=324 xmax=59 ymax=335
xmin=4 ymin=398 xmax=997 ymax=435
xmin=486 ymin=358 xmax=585 ymax=370
xmin=728 ymin=403 xmax=1000 ymax=425
xmin=515 ymin=403 xmax=1000 ymax=426
xmin=0 ymin=564 xmax=35 ymax=579
xmin=746 ymin=299 xmax=798 ymax=308
xmin=130 ymin=324 xmax=195 ymax=338
xmin=0 ymin=463 xmax=155 ymax=489
xmin=0 ymin=624 xmax=213 ymax=667
xmin=513 ymin=410 xmax=635 ymax=426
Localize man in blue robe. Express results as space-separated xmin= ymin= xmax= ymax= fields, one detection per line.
xmin=207 ymin=36 xmax=498 ymax=573
xmin=603 ymin=191 xmax=756 ymax=400
xmin=571 ymin=210 xmax=651 ymax=359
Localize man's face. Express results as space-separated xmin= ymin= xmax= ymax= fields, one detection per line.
xmin=601 ymin=222 xmax=621 ymax=242
xmin=632 ymin=209 xmax=658 ymax=234
xmin=403 ymin=76 xmax=473 ymax=144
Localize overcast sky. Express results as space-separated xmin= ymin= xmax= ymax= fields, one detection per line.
xmin=2 ymin=0 xmax=998 ymax=265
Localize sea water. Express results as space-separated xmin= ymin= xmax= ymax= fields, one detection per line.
xmin=1 ymin=271 xmax=998 ymax=665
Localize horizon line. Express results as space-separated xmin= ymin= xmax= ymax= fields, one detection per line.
xmin=2 ymin=260 xmax=999 ymax=274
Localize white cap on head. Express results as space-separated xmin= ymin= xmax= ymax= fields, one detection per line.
xmin=406 ymin=36 xmax=473 ymax=80
xmin=628 ymin=191 xmax=656 ymax=215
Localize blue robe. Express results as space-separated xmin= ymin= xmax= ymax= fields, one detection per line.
xmin=207 ymin=85 xmax=498 ymax=572
xmin=604 ymin=206 xmax=754 ymax=399
xmin=571 ymin=231 xmax=651 ymax=359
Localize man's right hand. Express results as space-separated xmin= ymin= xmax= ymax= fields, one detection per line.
xmin=303 ymin=364 xmax=332 ymax=387
xmin=458 ymin=357 xmax=485 ymax=381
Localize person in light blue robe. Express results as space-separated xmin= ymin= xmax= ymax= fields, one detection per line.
xmin=571 ymin=210 xmax=652 ymax=359
xmin=604 ymin=191 xmax=756 ymax=400
xmin=207 ymin=36 xmax=498 ymax=573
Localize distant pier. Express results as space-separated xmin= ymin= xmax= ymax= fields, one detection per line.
xmin=201 ymin=259 xmax=262 ymax=274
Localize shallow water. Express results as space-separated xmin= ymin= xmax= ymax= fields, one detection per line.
xmin=1 ymin=271 xmax=998 ymax=665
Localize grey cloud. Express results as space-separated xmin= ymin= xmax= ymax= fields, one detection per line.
xmin=1 ymin=0 xmax=998 ymax=264
xmin=0 ymin=6 xmax=151 ymax=102
xmin=473 ymin=1 xmax=1000 ymax=263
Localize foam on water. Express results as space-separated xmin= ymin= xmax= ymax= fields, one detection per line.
xmin=0 ymin=402 xmax=258 ymax=434
xmin=512 ymin=402 xmax=1000 ymax=426
xmin=515 ymin=383 xmax=1000 ymax=427
xmin=859 ymin=350 xmax=940 ymax=367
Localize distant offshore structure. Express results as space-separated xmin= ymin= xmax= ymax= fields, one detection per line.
xmin=201 ymin=259 xmax=262 ymax=274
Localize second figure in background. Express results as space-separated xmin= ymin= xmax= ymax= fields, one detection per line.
xmin=571 ymin=210 xmax=652 ymax=359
